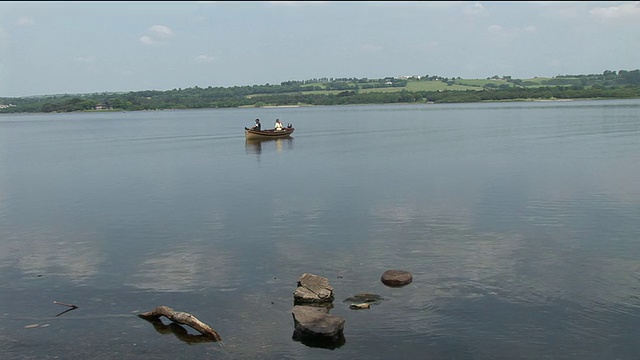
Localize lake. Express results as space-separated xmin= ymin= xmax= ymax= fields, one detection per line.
xmin=1 ymin=99 xmax=639 ymax=359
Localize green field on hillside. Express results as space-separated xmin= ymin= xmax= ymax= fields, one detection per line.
xmin=404 ymin=80 xmax=480 ymax=91
xmin=247 ymin=75 xmax=614 ymax=99
xmin=277 ymin=77 xmax=576 ymax=97
xmin=254 ymin=79 xmax=488 ymax=97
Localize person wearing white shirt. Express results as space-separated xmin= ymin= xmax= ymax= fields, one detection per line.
xmin=274 ymin=119 xmax=284 ymax=131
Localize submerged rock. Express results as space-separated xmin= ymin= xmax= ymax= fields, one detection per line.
xmin=381 ymin=270 xmax=413 ymax=287
xmin=344 ymin=293 xmax=382 ymax=310
xmin=291 ymin=305 xmax=345 ymax=349
xmin=343 ymin=293 xmax=384 ymax=304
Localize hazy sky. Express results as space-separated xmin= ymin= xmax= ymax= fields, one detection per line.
xmin=1 ymin=1 xmax=639 ymax=97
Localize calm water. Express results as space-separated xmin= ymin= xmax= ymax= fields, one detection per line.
xmin=1 ymin=100 xmax=639 ymax=359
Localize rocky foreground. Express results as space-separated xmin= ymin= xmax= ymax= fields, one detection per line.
xmin=291 ymin=270 xmax=413 ymax=349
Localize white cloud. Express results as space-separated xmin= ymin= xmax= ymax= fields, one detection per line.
xmin=16 ymin=17 xmax=34 ymax=26
xmin=149 ymin=24 xmax=173 ymax=38
xmin=74 ymin=56 xmax=96 ymax=63
xmin=464 ymin=2 xmax=487 ymax=16
xmin=488 ymin=24 xmax=538 ymax=36
xmin=590 ymin=1 xmax=640 ymax=19
xmin=140 ymin=25 xmax=173 ymax=46
xmin=195 ymin=54 xmax=216 ymax=63
xmin=140 ymin=35 xmax=156 ymax=46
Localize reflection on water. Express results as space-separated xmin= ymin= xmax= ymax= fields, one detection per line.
xmin=138 ymin=316 xmax=218 ymax=345
xmin=245 ymin=139 xmax=263 ymax=154
xmin=1 ymin=101 xmax=640 ymax=360
xmin=245 ymin=138 xmax=294 ymax=158
xmin=292 ymin=329 xmax=346 ymax=350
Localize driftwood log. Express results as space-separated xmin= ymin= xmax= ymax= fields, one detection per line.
xmin=138 ymin=305 xmax=222 ymax=342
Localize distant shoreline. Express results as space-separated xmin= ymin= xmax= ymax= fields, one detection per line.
xmin=5 ymin=97 xmax=635 ymax=115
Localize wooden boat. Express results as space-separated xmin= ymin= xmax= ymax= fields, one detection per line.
xmin=244 ymin=127 xmax=294 ymax=140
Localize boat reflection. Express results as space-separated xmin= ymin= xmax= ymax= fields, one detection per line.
xmin=245 ymin=138 xmax=294 ymax=156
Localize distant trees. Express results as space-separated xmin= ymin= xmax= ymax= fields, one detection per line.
xmin=554 ymin=70 xmax=640 ymax=86
xmin=1 ymin=70 xmax=639 ymax=114
xmin=35 ymin=97 xmax=97 ymax=113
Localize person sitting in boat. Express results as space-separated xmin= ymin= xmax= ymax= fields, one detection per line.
xmin=274 ymin=119 xmax=284 ymax=131
xmin=251 ymin=119 xmax=261 ymax=130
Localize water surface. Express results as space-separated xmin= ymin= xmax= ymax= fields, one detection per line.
xmin=1 ymin=100 xmax=639 ymax=359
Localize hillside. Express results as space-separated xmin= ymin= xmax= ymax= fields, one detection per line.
xmin=1 ymin=70 xmax=639 ymax=113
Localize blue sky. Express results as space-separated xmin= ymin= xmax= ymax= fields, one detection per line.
xmin=1 ymin=1 xmax=639 ymax=97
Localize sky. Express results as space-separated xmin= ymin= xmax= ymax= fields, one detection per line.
xmin=1 ymin=1 xmax=639 ymax=97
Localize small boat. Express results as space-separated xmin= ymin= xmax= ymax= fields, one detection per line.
xmin=244 ymin=127 xmax=294 ymax=140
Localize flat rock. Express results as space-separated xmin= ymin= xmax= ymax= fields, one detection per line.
xmin=291 ymin=305 xmax=345 ymax=348
xmin=349 ymin=303 xmax=371 ymax=310
xmin=381 ymin=269 xmax=413 ymax=287
xmin=343 ymin=293 xmax=383 ymax=304
xmin=294 ymin=273 xmax=334 ymax=304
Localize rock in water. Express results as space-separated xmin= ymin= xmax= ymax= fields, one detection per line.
xmin=381 ymin=269 xmax=413 ymax=287
xmin=349 ymin=303 xmax=371 ymax=310
xmin=292 ymin=305 xmax=345 ymax=348
xmin=343 ymin=293 xmax=383 ymax=304
xmin=294 ymin=273 xmax=335 ymax=304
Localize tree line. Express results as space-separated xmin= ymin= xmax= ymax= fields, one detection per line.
xmin=1 ymin=70 xmax=639 ymax=114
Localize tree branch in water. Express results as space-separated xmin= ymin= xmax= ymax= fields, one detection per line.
xmin=138 ymin=305 xmax=222 ymax=341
